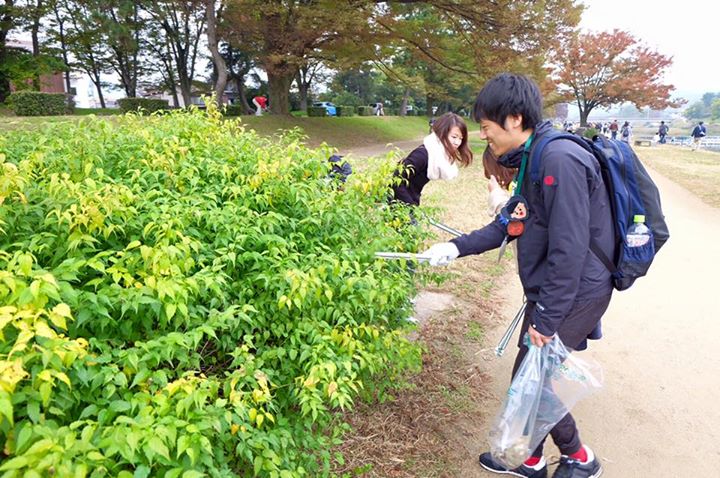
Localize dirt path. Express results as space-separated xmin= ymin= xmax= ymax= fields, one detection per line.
xmin=343 ymin=138 xmax=426 ymax=159
xmin=345 ymin=139 xmax=720 ymax=476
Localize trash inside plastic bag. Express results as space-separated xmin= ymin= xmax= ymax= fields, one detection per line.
xmin=488 ymin=335 xmax=603 ymax=468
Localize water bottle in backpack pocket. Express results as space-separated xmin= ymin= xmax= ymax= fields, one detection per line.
xmin=619 ymin=214 xmax=655 ymax=282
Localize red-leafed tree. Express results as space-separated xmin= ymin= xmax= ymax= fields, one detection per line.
xmin=553 ymin=30 xmax=683 ymax=126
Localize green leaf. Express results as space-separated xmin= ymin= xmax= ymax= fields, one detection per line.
xmin=254 ymin=455 xmax=263 ymax=476
xmin=182 ymin=471 xmax=205 ymax=478
xmin=109 ymin=400 xmax=131 ymax=413
xmin=0 ymin=455 xmax=29 ymax=471
xmin=165 ymin=303 xmax=177 ymax=321
xmin=15 ymin=425 xmax=32 ymax=453
xmin=148 ymin=436 xmax=170 ymax=461
xmin=134 ymin=465 xmax=151 ymax=478
xmin=0 ymin=392 xmax=13 ymax=426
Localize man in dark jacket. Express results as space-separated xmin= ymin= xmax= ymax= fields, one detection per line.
xmin=691 ymin=121 xmax=707 ymax=151
xmin=423 ymin=74 xmax=612 ymax=478
xmin=657 ymin=121 xmax=669 ymax=144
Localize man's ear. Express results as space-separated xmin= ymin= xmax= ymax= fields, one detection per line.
xmin=505 ymin=114 xmax=524 ymax=131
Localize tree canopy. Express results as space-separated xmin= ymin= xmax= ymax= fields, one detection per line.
xmin=2 ymin=0 xmax=582 ymax=112
xmin=553 ymin=29 xmax=683 ymax=126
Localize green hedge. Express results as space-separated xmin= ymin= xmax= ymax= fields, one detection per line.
xmin=336 ymin=106 xmax=355 ymax=117
xmin=118 ymin=97 xmax=170 ymax=113
xmin=7 ymin=91 xmax=69 ymax=116
xmin=307 ymin=106 xmax=327 ymax=117
xmin=357 ymin=106 xmax=372 ymax=116
xmin=223 ymin=104 xmax=246 ymax=116
xmin=0 ymin=104 xmax=422 ymax=477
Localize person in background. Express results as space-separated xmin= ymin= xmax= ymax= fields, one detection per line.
xmin=252 ymin=95 xmax=267 ymax=116
xmin=620 ymin=121 xmax=632 ymax=143
xmin=691 ymin=121 xmax=707 ymax=151
xmin=658 ymin=121 xmax=669 ymax=144
xmin=609 ymin=119 xmax=619 ymax=139
xmin=391 ymin=112 xmax=473 ymax=207
xmin=375 ymin=101 xmax=385 ymax=116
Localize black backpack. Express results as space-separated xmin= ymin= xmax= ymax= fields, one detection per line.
xmin=529 ymin=133 xmax=670 ymax=291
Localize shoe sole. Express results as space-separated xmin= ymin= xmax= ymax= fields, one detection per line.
xmin=479 ymin=461 xmax=541 ymax=478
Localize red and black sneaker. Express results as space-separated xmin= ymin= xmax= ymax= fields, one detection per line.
xmin=479 ymin=452 xmax=547 ymax=478
xmin=551 ymin=446 xmax=602 ymax=478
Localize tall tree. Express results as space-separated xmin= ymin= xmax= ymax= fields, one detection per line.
xmin=219 ymin=42 xmax=254 ymax=113
xmin=0 ymin=0 xmax=14 ymax=101
xmin=144 ymin=0 xmax=205 ymax=106
xmin=96 ymin=0 xmax=143 ymax=98
xmin=48 ymin=0 xmax=71 ymax=92
xmin=553 ymin=29 xmax=683 ymax=126
xmin=58 ymin=0 xmax=108 ymax=107
xmin=223 ymin=0 xmax=367 ymax=114
xmin=204 ymin=0 xmax=225 ymax=107
xmin=295 ymin=58 xmax=325 ymax=112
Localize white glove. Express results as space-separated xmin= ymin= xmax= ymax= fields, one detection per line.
xmin=423 ymin=242 xmax=460 ymax=266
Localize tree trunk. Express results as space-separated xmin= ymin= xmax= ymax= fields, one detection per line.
xmin=267 ymin=69 xmax=293 ymax=115
xmin=579 ymin=101 xmax=590 ymax=127
xmin=0 ymin=46 xmax=10 ymax=102
xmin=425 ymin=94 xmax=434 ymax=117
xmin=235 ymin=77 xmax=251 ymax=114
xmin=205 ymin=0 xmax=226 ymax=108
xmin=296 ymin=71 xmax=309 ymax=111
xmin=31 ymin=0 xmax=43 ymax=90
xmin=399 ymin=88 xmax=410 ymax=116
xmin=91 ymin=68 xmax=106 ymax=108
xmin=162 ymin=41 xmax=180 ymax=108
xmin=178 ymin=69 xmax=192 ymax=108
xmin=52 ymin=4 xmax=72 ymax=94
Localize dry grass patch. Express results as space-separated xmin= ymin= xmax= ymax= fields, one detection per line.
xmin=635 ymin=145 xmax=720 ymax=208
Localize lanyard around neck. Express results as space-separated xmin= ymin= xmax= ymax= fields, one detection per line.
xmin=513 ymin=134 xmax=534 ymax=196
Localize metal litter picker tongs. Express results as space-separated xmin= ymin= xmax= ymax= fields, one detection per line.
xmin=373 ymin=219 xmax=466 ymax=263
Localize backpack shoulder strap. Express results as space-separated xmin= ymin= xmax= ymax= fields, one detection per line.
xmin=529 ymin=132 xmax=591 ymax=183
xmin=530 ymin=132 xmax=620 ymax=274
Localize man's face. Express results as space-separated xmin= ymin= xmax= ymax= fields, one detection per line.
xmin=478 ymin=116 xmax=525 ymax=156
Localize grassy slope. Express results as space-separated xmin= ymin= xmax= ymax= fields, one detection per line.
xmin=635 ymin=145 xmax=720 ymax=208
xmin=0 ymin=112 xmax=479 ymax=150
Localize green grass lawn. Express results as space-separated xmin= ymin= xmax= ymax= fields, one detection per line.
xmin=0 ymin=111 xmax=479 ymax=151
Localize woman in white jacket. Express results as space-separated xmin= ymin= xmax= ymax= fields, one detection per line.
xmin=391 ymin=112 xmax=473 ymax=206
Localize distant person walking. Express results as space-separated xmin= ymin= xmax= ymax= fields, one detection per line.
xmin=691 ymin=121 xmax=707 ymax=151
xmin=658 ymin=121 xmax=669 ymax=144
xmin=375 ymin=102 xmax=385 ymax=116
xmin=609 ymin=119 xmax=619 ymax=139
xmin=252 ymin=95 xmax=267 ymax=116
xmin=620 ymin=121 xmax=632 ymax=143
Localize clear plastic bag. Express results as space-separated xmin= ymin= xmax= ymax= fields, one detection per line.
xmin=488 ymin=335 xmax=603 ymax=468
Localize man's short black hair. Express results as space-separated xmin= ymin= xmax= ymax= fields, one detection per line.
xmin=473 ymin=73 xmax=543 ymax=131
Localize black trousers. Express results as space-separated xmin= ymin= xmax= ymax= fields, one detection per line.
xmin=510 ymin=295 xmax=612 ymax=457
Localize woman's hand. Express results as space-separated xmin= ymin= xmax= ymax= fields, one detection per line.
xmin=487 ymin=174 xmax=500 ymax=193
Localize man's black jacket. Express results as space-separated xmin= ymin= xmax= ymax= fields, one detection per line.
xmin=451 ymin=122 xmax=615 ymax=336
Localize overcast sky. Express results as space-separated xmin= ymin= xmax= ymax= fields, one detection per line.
xmin=579 ymin=0 xmax=719 ymax=100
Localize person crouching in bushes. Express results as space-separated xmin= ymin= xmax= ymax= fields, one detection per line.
xmin=391 ymin=112 xmax=473 ymax=208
